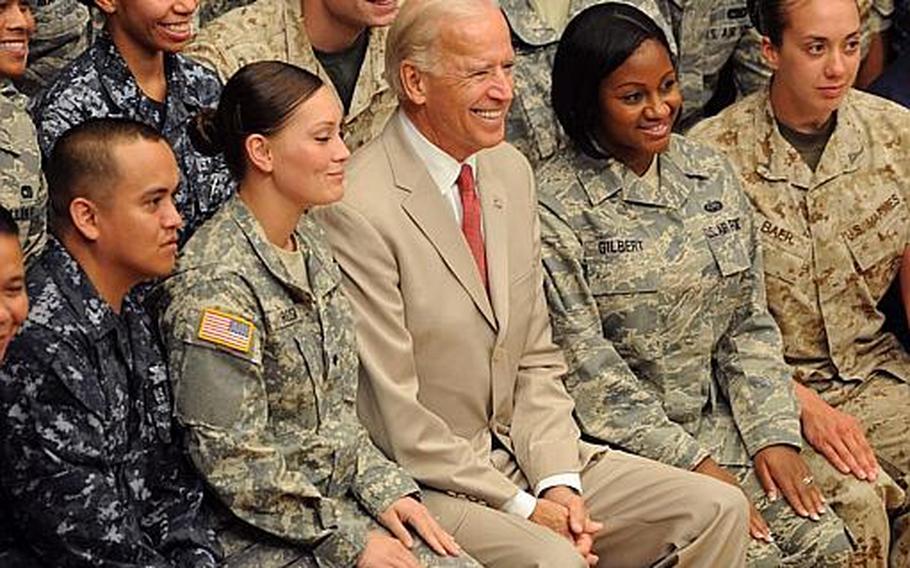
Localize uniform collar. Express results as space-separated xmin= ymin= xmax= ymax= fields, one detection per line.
xmin=576 ymin=135 xmax=708 ymax=208
xmin=93 ymin=30 xmax=201 ymax=121
xmin=753 ymin=87 xmax=864 ymax=190
xmin=226 ymin=196 xmax=340 ymax=301
xmin=38 ymin=236 xmax=122 ymax=341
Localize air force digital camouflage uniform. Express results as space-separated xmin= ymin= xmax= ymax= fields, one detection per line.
xmin=185 ymin=0 xmax=394 ymax=152
xmin=155 ymin=197 xmax=481 ymax=568
xmin=14 ymin=0 xmax=91 ymax=97
xmin=30 ymin=31 xmax=234 ymax=241
xmin=691 ymin=87 xmax=910 ymax=567
xmin=0 ymin=80 xmax=45 ymax=263
xmin=537 ymin=135 xmax=853 ymax=567
xmin=0 ymin=237 xmax=220 ymax=567
xmin=502 ymin=0 xmax=675 ymax=167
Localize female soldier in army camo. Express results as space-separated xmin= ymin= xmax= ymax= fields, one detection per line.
xmin=537 ymin=4 xmax=856 ymax=566
xmin=155 ymin=61 xmax=479 ymax=568
xmin=0 ymin=0 xmax=46 ymax=264
xmin=692 ymin=0 xmax=910 ymax=564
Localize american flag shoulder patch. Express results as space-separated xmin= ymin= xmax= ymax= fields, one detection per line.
xmin=197 ymin=308 xmax=255 ymax=354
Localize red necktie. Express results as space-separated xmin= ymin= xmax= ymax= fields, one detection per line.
xmin=457 ymin=164 xmax=488 ymax=290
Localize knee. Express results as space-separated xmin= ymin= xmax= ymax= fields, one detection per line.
xmin=696 ymin=477 xmax=750 ymax=531
xmin=521 ymin=541 xmax=587 ymax=568
xmin=746 ymin=540 xmax=783 ymax=568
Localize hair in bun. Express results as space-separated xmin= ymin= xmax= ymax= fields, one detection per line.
xmin=189 ymin=107 xmax=224 ymax=156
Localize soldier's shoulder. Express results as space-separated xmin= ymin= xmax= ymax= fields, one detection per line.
xmin=846 ymin=89 xmax=910 ymax=130
xmin=669 ymin=134 xmax=732 ymax=172
xmin=195 ymin=0 xmax=283 ymax=45
xmin=689 ymin=91 xmax=765 ymax=147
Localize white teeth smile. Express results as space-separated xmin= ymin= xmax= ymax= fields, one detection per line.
xmin=474 ymin=109 xmax=502 ymax=120
xmin=642 ymin=124 xmax=669 ymax=136
xmin=161 ymin=22 xmax=191 ymax=34
xmin=0 ymin=40 xmax=27 ymax=53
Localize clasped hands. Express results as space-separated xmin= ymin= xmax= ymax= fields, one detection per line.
xmin=530 ymin=485 xmax=603 ymax=566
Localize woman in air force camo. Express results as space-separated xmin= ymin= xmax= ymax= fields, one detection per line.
xmin=536 ymin=3 xmax=867 ymax=566
xmin=691 ymin=0 xmax=910 ymax=564
xmin=154 ymin=60 xmax=479 ymax=568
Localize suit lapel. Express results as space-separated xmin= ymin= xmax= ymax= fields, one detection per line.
xmin=384 ymin=116 xmax=497 ymax=329
xmin=477 ymin=151 xmax=509 ymax=336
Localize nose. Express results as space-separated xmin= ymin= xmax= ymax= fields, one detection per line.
xmin=487 ymin=66 xmax=514 ymax=102
xmin=333 ymin=133 xmax=351 ymax=164
xmin=174 ymin=0 xmax=198 ymax=14
xmin=825 ymin=48 xmax=847 ymax=78
xmin=7 ymin=2 xmax=33 ymax=31
xmin=644 ymin=93 xmax=671 ymax=120
xmin=163 ymin=197 xmax=184 ymax=231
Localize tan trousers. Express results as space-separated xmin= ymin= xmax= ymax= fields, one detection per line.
xmin=423 ymin=450 xmax=749 ymax=568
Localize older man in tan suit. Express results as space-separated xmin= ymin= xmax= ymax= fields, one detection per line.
xmin=315 ymin=1 xmax=749 ymax=566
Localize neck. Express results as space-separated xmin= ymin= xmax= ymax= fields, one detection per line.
xmin=60 ymin=233 xmax=134 ymax=314
xmin=769 ymin=78 xmax=835 ymax=134
xmin=403 ymin=105 xmax=471 ymax=162
xmin=238 ymin=177 xmax=306 ymax=250
xmin=302 ymin=0 xmax=365 ymax=53
xmin=107 ymin=23 xmax=167 ymax=102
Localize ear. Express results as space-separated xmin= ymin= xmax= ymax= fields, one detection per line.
xmin=244 ymin=134 xmax=274 ymax=174
xmin=93 ymin=0 xmax=117 ymax=15
xmin=400 ymin=61 xmax=428 ymax=106
xmin=69 ymin=197 xmax=102 ymax=242
xmin=761 ymin=36 xmax=780 ymax=71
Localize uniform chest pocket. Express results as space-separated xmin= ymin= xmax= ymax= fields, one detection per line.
xmin=842 ymin=200 xmax=907 ymax=273
xmin=755 ymin=217 xmax=810 ymax=285
xmin=583 ymin=237 xmax=659 ymax=295
xmin=704 ymin=231 xmax=750 ymax=277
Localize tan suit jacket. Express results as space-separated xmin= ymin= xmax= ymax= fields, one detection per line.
xmin=315 ymin=112 xmax=599 ymax=508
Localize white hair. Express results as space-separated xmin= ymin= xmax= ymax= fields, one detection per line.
xmin=384 ymin=0 xmax=502 ymax=99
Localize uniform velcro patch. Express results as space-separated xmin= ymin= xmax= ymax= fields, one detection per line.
xmin=197 ymin=308 xmax=255 ymax=353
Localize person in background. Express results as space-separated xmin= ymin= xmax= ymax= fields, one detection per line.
xmin=1 ymin=0 xmax=46 ymax=263
xmin=31 ymin=0 xmax=233 ymax=242
xmin=537 ymin=3 xmax=893 ymax=566
xmin=0 ymin=205 xmax=31 ymax=568
xmin=186 ymin=0 xmax=399 ymax=152
xmin=691 ymin=0 xmax=910 ymax=564
xmin=157 ymin=60 xmax=479 ymax=568
xmin=0 ymin=118 xmax=220 ymax=566
xmin=14 ymin=0 xmax=90 ymax=97
xmin=316 ymin=1 xmax=751 ymax=566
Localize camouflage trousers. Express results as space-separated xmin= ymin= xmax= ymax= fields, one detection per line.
xmin=828 ymin=372 xmax=910 ymax=567
xmin=731 ymin=460 xmax=854 ymax=567
xmin=209 ymin=498 xmax=483 ymax=568
xmin=15 ymin=1 xmax=91 ymax=97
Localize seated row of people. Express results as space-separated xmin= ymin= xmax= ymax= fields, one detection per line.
xmin=0 ymin=0 xmax=908 ymax=566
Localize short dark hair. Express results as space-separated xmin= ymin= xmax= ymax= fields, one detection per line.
xmin=190 ymin=60 xmax=324 ymax=179
xmin=0 ymin=205 xmax=20 ymax=239
xmin=552 ymin=3 xmax=674 ymax=160
xmin=45 ymin=118 xmax=168 ymax=234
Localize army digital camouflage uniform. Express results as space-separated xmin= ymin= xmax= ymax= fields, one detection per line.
xmin=502 ymin=0 xmax=675 ymax=167
xmin=185 ymin=0 xmax=394 ymax=152
xmin=197 ymin=0 xmax=256 ymax=27
xmin=154 ymin=196 xmax=482 ymax=568
xmin=0 ymin=81 xmax=45 ymax=263
xmin=537 ymin=134 xmax=853 ymax=566
xmin=0 ymin=237 xmax=221 ymax=567
xmin=13 ymin=0 xmax=90 ymax=97
xmin=691 ymin=87 xmax=910 ymax=567
xmin=30 ymin=31 xmax=234 ymax=242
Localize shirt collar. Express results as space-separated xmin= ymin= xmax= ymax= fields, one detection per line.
xmin=399 ymin=112 xmax=478 ymax=196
